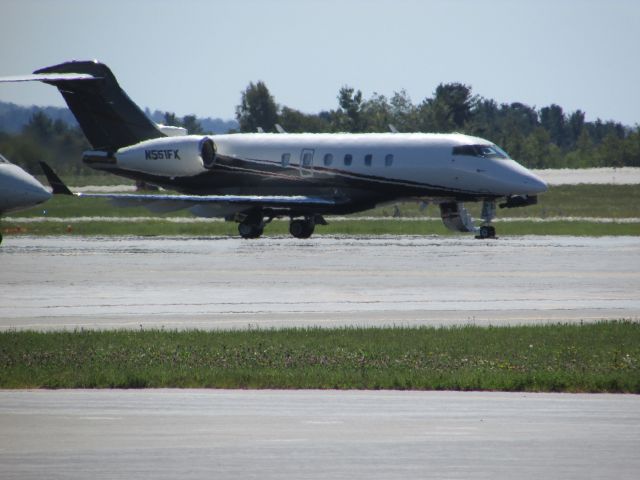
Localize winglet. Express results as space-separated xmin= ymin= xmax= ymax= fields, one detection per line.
xmin=39 ymin=162 xmax=74 ymax=195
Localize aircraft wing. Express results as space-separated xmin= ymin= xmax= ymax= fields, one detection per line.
xmin=39 ymin=162 xmax=341 ymax=217
xmin=76 ymin=191 xmax=338 ymax=211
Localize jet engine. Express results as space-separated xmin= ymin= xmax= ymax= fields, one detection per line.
xmin=90 ymin=136 xmax=217 ymax=177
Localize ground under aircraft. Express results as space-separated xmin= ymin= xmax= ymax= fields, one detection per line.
xmin=0 ymin=153 xmax=51 ymax=244
xmin=0 ymin=60 xmax=547 ymax=239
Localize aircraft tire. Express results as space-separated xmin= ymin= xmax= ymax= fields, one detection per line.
xmin=238 ymin=223 xmax=263 ymax=239
xmin=478 ymin=225 xmax=496 ymax=239
xmin=290 ymin=219 xmax=314 ymax=239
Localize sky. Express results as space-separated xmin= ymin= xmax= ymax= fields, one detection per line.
xmin=1 ymin=0 xmax=639 ymax=126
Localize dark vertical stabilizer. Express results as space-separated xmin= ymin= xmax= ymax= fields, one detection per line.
xmin=34 ymin=61 xmax=165 ymax=151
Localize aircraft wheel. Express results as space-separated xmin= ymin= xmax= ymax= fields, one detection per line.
xmin=478 ymin=225 xmax=496 ymax=239
xmin=290 ymin=219 xmax=314 ymax=239
xmin=238 ymin=222 xmax=263 ymax=239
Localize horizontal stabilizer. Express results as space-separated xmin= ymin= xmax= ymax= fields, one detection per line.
xmin=1 ymin=60 xmax=165 ymax=151
xmin=0 ymin=73 xmax=99 ymax=83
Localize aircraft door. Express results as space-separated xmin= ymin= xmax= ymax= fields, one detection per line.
xmin=299 ymin=149 xmax=315 ymax=177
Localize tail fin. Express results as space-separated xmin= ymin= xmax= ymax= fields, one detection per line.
xmin=39 ymin=162 xmax=73 ymax=195
xmin=23 ymin=61 xmax=165 ymax=151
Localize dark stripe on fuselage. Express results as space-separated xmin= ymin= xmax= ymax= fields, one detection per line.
xmin=205 ymin=154 xmax=490 ymax=200
xmin=93 ymin=153 xmax=495 ymax=215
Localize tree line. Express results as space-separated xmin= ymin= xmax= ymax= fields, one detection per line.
xmin=236 ymin=81 xmax=640 ymax=168
xmin=0 ymin=82 xmax=638 ymax=176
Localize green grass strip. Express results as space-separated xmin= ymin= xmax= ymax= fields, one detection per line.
xmin=6 ymin=184 xmax=640 ymax=219
xmin=1 ymin=322 xmax=638 ymax=392
xmin=2 ymin=219 xmax=639 ymax=237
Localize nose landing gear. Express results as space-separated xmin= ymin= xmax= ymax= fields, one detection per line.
xmin=475 ymin=200 xmax=497 ymax=239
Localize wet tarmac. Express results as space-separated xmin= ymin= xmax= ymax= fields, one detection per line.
xmin=0 ymin=389 xmax=638 ymax=480
xmin=1 ymin=235 xmax=639 ymax=330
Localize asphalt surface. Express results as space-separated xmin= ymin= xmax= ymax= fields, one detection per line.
xmin=0 ymin=389 xmax=638 ymax=480
xmin=1 ymin=235 xmax=639 ymax=330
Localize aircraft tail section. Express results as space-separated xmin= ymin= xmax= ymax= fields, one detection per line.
xmin=29 ymin=61 xmax=165 ymax=151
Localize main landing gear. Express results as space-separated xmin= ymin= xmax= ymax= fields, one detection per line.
xmin=289 ymin=218 xmax=315 ymax=239
xmin=238 ymin=211 xmax=266 ymax=239
xmin=237 ymin=210 xmax=327 ymax=239
xmin=289 ymin=215 xmax=327 ymax=239
xmin=475 ymin=200 xmax=497 ymax=239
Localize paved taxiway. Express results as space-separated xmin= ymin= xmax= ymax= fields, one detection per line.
xmin=1 ymin=235 xmax=639 ymax=330
xmin=0 ymin=389 xmax=638 ymax=479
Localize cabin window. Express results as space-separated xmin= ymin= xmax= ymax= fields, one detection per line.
xmin=385 ymin=154 xmax=394 ymax=167
xmin=364 ymin=154 xmax=372 ymax=166
xmin=344 ymin=154 xmax=353 ymax=166
xmin=281 ymin=153 xmax=291 ymax=167
xmin=324 ymin=153 xmax=333 ymax=166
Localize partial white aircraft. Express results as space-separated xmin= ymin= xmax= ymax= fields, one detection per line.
xmin=1 ymin=61 xmax=547 ymax=239
xmin=0 ymin=153 xmax=51 ymax=244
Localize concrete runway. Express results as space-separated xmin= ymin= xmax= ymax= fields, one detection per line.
xmin=1 ymin=235 xmax=639 ymax=330
xmin=0 ymin=389 xmax=638 ymax=480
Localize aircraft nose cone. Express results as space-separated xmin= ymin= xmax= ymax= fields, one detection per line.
xmin=1 ymin=166 xmax=52 ymax=213
xmin=523 ymin=172 xmax=548 ymax=194
xmin=10 ymin=180 xmax=51 ymax=208
xmin=28 ymin=183 xmax=53 ymax=204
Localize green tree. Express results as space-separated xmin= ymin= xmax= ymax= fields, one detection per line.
xmin=521 ymin=127 xmax=563 ymax=168
xmin=388 ymin=90 xmax=418 ymax=132
xmin=423 ymin=83 xmax=476 ymax=132
xmin=623 ymin=128 xmax=640 ymax=167
xmin=564 ymin=129 xmax=595 ymax=167
xmin=278 ymin=107 xmax=330 ymax=133
xmin=502 ymin=103 xmax=538 ymax=136
xmin=236 ymin=81 xmax=279 ymax=133
xmin=23 ymin=111 xmax=54 ymax=143
xmin=467 ymin=99 xmax=500 ymax=139
xmin=362 ymin=93 xmax=392 ymax=132
xmin=332 ymin=86 xmax=365 ymax=132
xmin=181 ymin=115 xmax=203 ymax=134
xmin=540 ymin=104 xmax=566 ymax=147
xmin=567 ymin=110 xmax=585 ymax=147
xmin=163 ymin=112 xmax=181 ymax=126
xmin=596 ymin=133 xmax=625 ymax=167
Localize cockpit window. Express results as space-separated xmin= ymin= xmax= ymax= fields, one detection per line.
xmin=452 ymin=144 xmax=509 ymax=159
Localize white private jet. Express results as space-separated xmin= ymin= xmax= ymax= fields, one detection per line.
xmin=1 ymin=61 xmax=547 ymax=239
xmin=0 ymin=153 xmax=51 ymax=243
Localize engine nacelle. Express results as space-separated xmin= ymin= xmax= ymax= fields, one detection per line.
xmin=113 ymin=136 xmax=216 ymax=177
xmin=155 ymin=123 xmax=188 ymax=137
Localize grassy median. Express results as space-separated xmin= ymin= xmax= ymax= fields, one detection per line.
xmin=2 ymin=184 xmax=639 ymax=238
xmin=1 ymin=322 xmax=638 ymax=392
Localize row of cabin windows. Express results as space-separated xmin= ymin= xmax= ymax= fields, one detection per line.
xmin=281 ymin=153 xmax=394 ymax=168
